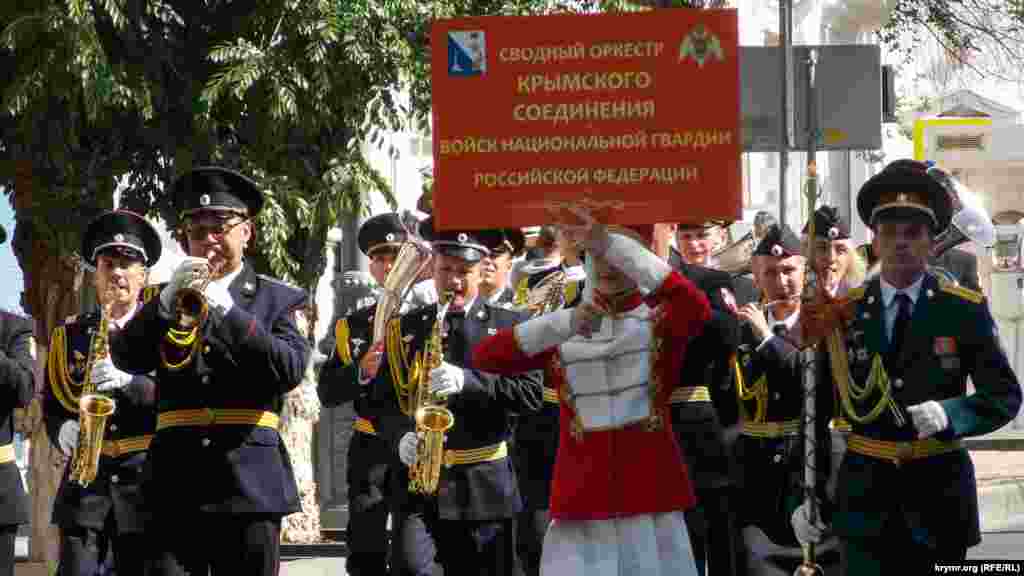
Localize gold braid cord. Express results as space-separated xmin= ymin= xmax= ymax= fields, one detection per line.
xmin=826 ymin=330 xmax=893 ymax=424
xmin=733 ymin=354 xmax=767 ymax=423
xmin=387 ymin=317 xmax=414 ymax=415
xmin=334 ymin=318 xmax=352 ymax=367
xmin=48 ymin=326 xmax=82 ymax=414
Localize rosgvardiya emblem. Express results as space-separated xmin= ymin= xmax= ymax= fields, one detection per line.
xmin=678 ymin=23 xmax=725 ymax=68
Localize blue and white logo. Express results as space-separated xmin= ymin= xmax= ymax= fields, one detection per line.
xmin=448 ymin=31 xmax=486 ymax=76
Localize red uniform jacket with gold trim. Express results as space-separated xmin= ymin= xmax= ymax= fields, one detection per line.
xmin=474 ymin=270 xmax=709 ymax=521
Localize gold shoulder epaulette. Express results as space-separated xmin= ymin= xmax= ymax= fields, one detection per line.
xmin=563 ymin=279 xmax=580 ymax=305
xmin=334 ymin=318 xmax=353 ymax=367
xmin=142 ymin=285 xmax=162 ymax=304
xmin=939 ymin=280 xmax=983 ymax=304
xmin=847 ymin=286 xmax=867 ymax=301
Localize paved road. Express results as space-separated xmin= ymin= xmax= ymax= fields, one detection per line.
xmin=277 ymin=529 xmax=1024 ymax=576
xmin=969 ymin=525 xmax=1024 ymax=561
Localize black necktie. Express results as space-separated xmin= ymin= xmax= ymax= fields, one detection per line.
xmin=889 ymin=293 xmax=912 ymax=360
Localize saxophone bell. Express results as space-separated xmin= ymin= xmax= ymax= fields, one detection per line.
xmin=408 ymin=291 xmax=456 ymax=496
xmin=69 ymin=293 xmax=117 ymax=488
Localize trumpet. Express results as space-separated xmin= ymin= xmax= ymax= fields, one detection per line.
xmin=161 ymin=256 xmax=223 ymax=370
xmin=174 ymin=255 xmax=225 ymax=331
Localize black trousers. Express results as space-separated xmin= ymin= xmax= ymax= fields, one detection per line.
xmin=152 ymin=513 xmax=281 ymax=576
xmin=393 ymin=498 xmax=520 ymax=576
xmin=0 ymin=525 xmax=16 ymax=576
xmin=347 ymin=432 xmax=392 ymax=576
xmin=684 ymin=486 xmax=745 ymax=576
xmin=514 ymin=509 xmax=548 ymax=576
xmin=840 ymin=513 xmax=968 ymax=576
xmin=59 ymin=525 xmax=156 ymax=576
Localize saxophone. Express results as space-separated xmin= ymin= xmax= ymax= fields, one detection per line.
xmin=407 ymin=292 xmax=455 ymax=496
xmin=69 ymin=298 xmax=117 ymax=488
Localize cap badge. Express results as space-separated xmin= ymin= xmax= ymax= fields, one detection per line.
xmin=827 ymin=226 xmax=839 ymax=240
xmin=457 ymin=233 xmax=469 ymax=243
xmin=385 ymin=232 xmax=395 ymax=242
xmin=114 ymin=233 xmax=125 ymax=242
xmin=199 ymin=194 xmax=211 ymax=206
xmin=771 ymin=244 xmax=783 ymax=257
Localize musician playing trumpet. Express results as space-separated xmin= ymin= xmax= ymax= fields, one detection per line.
xmin=361 ymin=219 xmax=542 ymax=576
xmin=42 ymin=210 xmax=169 ymax=576
xmin=109 ymin=167 xmax=310 ymax=575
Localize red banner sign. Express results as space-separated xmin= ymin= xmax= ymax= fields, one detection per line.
xmin=430 ymin=9 xmax=741 ymax=230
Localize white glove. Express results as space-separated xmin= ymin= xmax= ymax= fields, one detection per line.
xmin=160 ymin=257 xmax=210 ymax=318
xmin=398 ymin=432 xmax=419 ymax=467
xmin=791 ymin=500 xmax=829 ymax=545
xmin=58 ymin=420 xmax=80 ymax=457
xmin=428 ymin=362 xmax=465 ymax=396
xmin=91 ymin=358 xmax=134 ymax=392
xmin=205 ymin=282 xmax=235 ymax=314
xmin=342 ymin=270 xmax=376 ymax=289
xmin=907 ymin=400 xmax=950 ymax=439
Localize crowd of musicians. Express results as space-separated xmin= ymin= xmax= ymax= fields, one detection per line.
xmin=0 ymin=159 xmax=1018 ymax=576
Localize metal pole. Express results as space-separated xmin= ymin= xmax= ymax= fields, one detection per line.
xmin=794 ymin=48 xmax=824 ymax=576
xmin=779 ymin=0 xmax=793 ymax=228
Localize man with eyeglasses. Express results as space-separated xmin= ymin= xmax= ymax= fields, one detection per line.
xmin=109 ymin=167 xmax=310 ymax=575
xmin=0 ymin=223 xmax=35 ymax=576
xmin=42 ymin=210 xmax=170 ymax=575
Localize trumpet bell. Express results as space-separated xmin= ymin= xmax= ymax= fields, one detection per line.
xmin=174 ymin=287 xmax=209 ymax=331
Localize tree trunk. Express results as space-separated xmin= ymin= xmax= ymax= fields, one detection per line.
xmin=279 ymin=306 xmax=322 ymax=543
xmin=10 ymin=161 xmax=86 ymax=567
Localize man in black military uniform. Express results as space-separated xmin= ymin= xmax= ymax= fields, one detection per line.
xmin=673 ymin=221 xmax=759 ymax=307
xmin=0 ymin=223 xmax=35 ymax=576
xmin=360 ymin=218 xmax=543 ymax=576
xmin=318 ymin=212 xmax=410 ymax=576
xmin=732 ymin=224 xmax=840 ymax=574
xmin=109 ymin=167 xmax=310 ymax=575
xmin=668 ymin=219 xmax=744 ymax=576
xmin=795 ymin=159 xmax=1022 ymax=571
xmin=42 ymin=210 xmax=168 ymax=576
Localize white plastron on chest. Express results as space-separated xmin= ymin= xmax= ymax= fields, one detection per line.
xmin=558 ymin=305 xmax=653 ymax=431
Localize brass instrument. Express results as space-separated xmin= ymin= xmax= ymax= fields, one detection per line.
xmin=525 ymin=270 xmax=567 ymax=317
xmin=407 ymin=292 xmax=455 ymax=496
xmin=711 ymin=231 xmax=755 ymax=276
xmin=69 ymin=297 xmax=117 ymax=488
xmin=927 ymin=165 xmax=996 ymax=258
xmin=161 ymin=257 xmax=221 ymax=370
xmin=374 ymin=239 xmax=433 ymax=343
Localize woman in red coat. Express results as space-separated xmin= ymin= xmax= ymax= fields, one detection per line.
xmin=473 ymin=208 xmax=710 ymax=576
